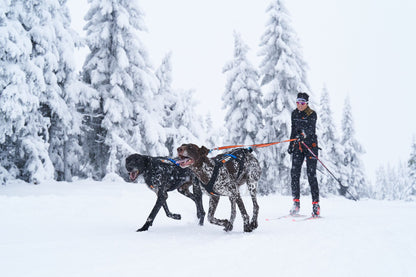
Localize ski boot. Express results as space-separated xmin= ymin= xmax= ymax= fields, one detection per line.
xmin=312 ymin=202 xmax=320 ymax=218
xmin=289 ymin=199 xmax=300 ymax=215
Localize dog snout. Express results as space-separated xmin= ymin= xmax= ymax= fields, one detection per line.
xmin=125 ymin=162 xmax=136 ymax=173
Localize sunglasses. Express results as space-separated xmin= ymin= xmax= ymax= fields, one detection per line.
xmin=296 ymin=101 xmax=307 ymax=105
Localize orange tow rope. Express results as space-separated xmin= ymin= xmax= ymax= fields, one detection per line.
xmin=210 ymin=138 xmax=298 ymax=152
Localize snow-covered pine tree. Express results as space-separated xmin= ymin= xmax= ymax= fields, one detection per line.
xmin=155 ymin=52 xmax=177 ymax=156
xmin=81 ymin=0 xmax=165 ymax=179
xmin=257 ymin=0 xmax=310 ymax=195
xmin=375 ymin=163 xmax=412 ymax=200
xmin=408 ymin=138 xmax=416 ymax=198
xmin=155 ymin=53 xmax=205 ymax=156
xmin=340 ymin=97 xmax=367 ymax=199
xmin=222 ymin=32 xmax=263 ymax=147
xmin=19 ymin=0 xmax=94 ymax=181
xmin=394 ymin=162 xmax=412 ymax=200
xmin=203 ymin=113 xmax=220 ymax=149
xmin=317 ymin=85 xmax=343 ymax=196
xmin=0 ymin=0 xmax=54 ymax=184
xmin=169 ymin=89 xmax=205 ymax=150
xmin=374 ymin=165 xmax=388 ymax=199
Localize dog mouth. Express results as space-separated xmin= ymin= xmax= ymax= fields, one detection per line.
xmin=129 ymin=170 xmax=140 ymax=181
xmin=177 ymin=155 xmax=194 ymax=168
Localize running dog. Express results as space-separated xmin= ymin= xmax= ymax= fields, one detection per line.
xmin=125 ymin=153 xmax=205 ymax=232
xmin=177 ymin=144 xmax=261 ymax=232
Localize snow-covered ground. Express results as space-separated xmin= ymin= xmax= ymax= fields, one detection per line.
xmin=1 ymin=179 xmax=415 ymax=277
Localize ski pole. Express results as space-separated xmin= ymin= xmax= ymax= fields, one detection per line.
xmin=300 ymin=140 xmax=358 ymax=201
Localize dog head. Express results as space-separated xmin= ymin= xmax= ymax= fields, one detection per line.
xmin=125 ymin=153 xmax=149 ymax=181
xmin=177 ymin=144 xmax=210 ymax=168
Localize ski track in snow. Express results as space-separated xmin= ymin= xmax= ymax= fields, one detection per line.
xmin=1 ymin=179 xmax=415 ymax=277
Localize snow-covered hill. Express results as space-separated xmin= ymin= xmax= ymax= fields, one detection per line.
xmin=1 ymin=179 xmax=415 ymax=277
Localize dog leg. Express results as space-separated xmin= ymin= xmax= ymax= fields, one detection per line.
xmin=162 ymin=202 xmax=181 ymax=220
xmin=224 ymin=197 xmax=236 ymax=232
xmin=177 ymin=182 xmax=205 ymax=225
xmin=235 ymin=194 xmax=252 ymax=232
xmin=208 ymin=195 xmax=230 ymax=229
xmin=250 ymin=194 xmax=259 ymax=230
xmin=247 ymin=180 xmax=259 ymax=230
xmin=137 ymin=190 xmax=167 ymax=232
xmin=193 ymin=182 xmax=205 ymax=225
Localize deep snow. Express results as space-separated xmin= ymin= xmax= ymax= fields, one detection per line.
xmin=1 ymin=179 xmax=415 ymax=277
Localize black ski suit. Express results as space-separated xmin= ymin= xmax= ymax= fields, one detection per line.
xmin=288 ymin=106 xmax=319 ymax=203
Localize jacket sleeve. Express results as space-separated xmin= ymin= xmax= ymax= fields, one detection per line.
xmin=289 ymin=111 xmax=295 ymax=139
xmin=288 ymin=111 xmax=295 ymax=150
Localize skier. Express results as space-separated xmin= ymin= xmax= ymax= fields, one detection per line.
xmin=287 ymin=92 xmax=320 ymax=217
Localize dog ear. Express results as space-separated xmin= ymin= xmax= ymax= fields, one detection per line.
xmin=200 ymin=146 xmax=210 ymax=157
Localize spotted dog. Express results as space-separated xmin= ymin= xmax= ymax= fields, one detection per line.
xmin=177 ymin=144 xmax=261 ymax=232
xmin=125 ymin=153 xmax=205 ymax=232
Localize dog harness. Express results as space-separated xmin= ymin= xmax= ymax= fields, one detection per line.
xmin=160 ymin=158 xmax=181 ymax=167
xmin=202 ymin=150 xmax=246 ymax=196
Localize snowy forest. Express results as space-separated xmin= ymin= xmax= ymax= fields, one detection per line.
xmin=1 ymin=0 xmax=415 ymax=201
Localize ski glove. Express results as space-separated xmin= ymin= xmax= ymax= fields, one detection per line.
xmin=296 ymin=132 xmax=305 ymax=142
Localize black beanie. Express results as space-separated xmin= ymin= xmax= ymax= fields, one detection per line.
xmin=297 ymin=92 xmax=309 ymax=102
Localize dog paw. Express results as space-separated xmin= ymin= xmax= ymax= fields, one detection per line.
xmin=168 ymin=213 xmax=181 ymax=220
xmin=244 ymin=224 xmax=253 ymax=233
xmin=223 ymin=221 xmax=233 ymax=232
xmin=197 ymin=212 xmax=205 ymax=226
xmin=137 ymin=222 xmax=151 ymax=232
xmin=250 ymin=221 xmax=258 ymax=230
xmin=137 ymin=226 xmax=149 ymax=232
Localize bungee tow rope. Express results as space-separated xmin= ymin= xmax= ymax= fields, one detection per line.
xmin=209 ymin=138 xmax=298 ymax=153
xmin=210 ymin=138 xmax=358 ymax=201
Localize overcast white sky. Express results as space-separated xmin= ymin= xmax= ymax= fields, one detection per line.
xmin=67 ymin=0 xmax=416 ymax=184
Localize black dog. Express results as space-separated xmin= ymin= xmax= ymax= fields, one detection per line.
xmin=125 ymin=153 xmax=205 ymax=232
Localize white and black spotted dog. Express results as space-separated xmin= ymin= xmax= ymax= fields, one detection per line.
xmin=126 ymin=153 xmax=205 ymax=232
xmin=177 ymin=144 xmax=261 ymax=232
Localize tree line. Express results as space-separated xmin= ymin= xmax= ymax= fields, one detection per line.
xmin=1 ymin=0 xmax=415 ymax=200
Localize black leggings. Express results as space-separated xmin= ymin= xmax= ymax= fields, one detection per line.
xmin=290 ymin=148 xmax=319 ymax=203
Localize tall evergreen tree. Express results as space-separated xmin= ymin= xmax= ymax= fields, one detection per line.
xmin=257 ymin=0 xmax=310 ymax=194
xmin=408 ymin=138 xmax=416 ymax=197
xmin=169 ymin=89 xmax=205 ymax=149
xmin=155 ymin=53 xmax=204 ymax=156
xmin=375 ymin=163 xmax=412 ymax=200
xmin=155 ymin=52 xmax=177 ymax=156
xmin=340 ymin=97 xmax=367 ymax=198
xmin=81 ymin=0 xmax=165 ymax=179
xmin=317 ymin=86 xmax=343 ymax=196
xmin=222 ymin=32 xmax=263 ymax=146
xmin=0 ymin=0 xmax=55 ymax=184
xmin=1 ymin=0 xmax=96 ymax=183
xmin=27 ymin=0 xmax=92 ymax=181
xmin=203 ymin=113 xmax=219 ymax=149
xmin=374 ymin=165 xmax=388 ymax=200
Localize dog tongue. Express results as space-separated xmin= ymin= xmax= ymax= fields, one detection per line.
xmin=176 ymin=158 xmax=187 ymax=165
xmin=177 ymin=158 xmax=191 ymax=167
xmin=129 ymin=171 xmax=139 ymax=181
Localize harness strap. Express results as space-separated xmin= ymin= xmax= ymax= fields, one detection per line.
xmin=202 ymin=151 xmax=244 ymax=196
xmin=168 ymin=158 xmax=180 ymax=166
xmin=204 ymin=163 xmax=221 ymax=196
xmin=160 ymin=158 xmax=181 ymax=167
